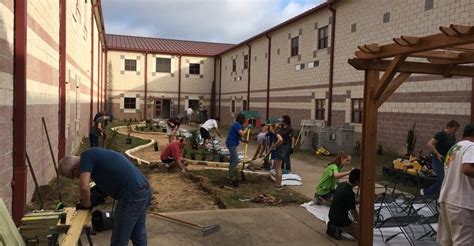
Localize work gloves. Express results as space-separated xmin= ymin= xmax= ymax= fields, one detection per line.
xmin=75 ymin=202 xmax=92 ymax=211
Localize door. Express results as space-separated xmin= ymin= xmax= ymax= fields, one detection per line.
xmin=162 ymin=99 xmax=171 ymax=119
xmin=155 ymin=100 xmax=162 ymax=119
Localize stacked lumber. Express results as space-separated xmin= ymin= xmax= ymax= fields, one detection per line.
xmin=19 ymin=211 xmax=62 ymax=244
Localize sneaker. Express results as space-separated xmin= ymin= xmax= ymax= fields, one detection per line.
xmin=313 ymin=195 xmax=322 ymax=205
xmin=419 ymin=189 xmax=424 ymax=196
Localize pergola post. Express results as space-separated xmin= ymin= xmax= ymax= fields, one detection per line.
xmin=358 ymin=69 xmax=379 ymax=246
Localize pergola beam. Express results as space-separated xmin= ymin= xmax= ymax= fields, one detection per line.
xmin=376 ymin=72 xmax=411 ymax=108
xmin=348 ymin=58 xmax=474 ymax=77
xmin=355 ymin=25 xmax=474 ymax=59
xmin=374 ymin=55 xmax=407 ymax=100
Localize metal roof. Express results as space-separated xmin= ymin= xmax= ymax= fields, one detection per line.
xmin=106 ymin=34 xmax=235 ymax=56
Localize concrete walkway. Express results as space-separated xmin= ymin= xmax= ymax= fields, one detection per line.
xmin=89 ymin=206 xmax=356 ymax=246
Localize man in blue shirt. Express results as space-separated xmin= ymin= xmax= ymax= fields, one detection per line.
xmin=225 ymin=113 xmax=249 ymax=186
xmin=59 ymin=148 xmax=152 ymax=246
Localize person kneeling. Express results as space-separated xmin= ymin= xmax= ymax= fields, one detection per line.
xmin=326 ymin=168 xmax=360 ymax=240
xmin=314 ymin=152 xmax=352 ymax=205
xmin=160 ymin=138 xmax=187 ymax=173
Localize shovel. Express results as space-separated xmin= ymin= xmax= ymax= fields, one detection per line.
xmin=240 ymin=129 xmax=251 ymax=181
xmin=149 ymin=211 xmax=221 ymax=236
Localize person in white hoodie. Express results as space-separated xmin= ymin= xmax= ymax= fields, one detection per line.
xmin=437 ymin=123 xmax=474 ymax=246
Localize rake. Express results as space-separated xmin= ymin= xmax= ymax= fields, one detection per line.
xmin=148 ymin=211 xmax=221 ymax=236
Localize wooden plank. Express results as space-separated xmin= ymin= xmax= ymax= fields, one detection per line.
xmin=0 ymin=198 xmax=25 ymax=246
xmin=358 ymin=70 xmax=379 ymax=246
xmin=348 ymin=58 xmax=474 ymax=77
xmin=355 ymin=26 xmax=474 ymax=59
xmin=376 ymin=72 xmax=411 ymax=108
xmin=60 ymin=210 xmax=91 ymax=246
xmin=374 ymin=55 xmax=407 ymax=100
xmin=411 ymin=50 xmax=461 ymax=59
xmin=427 ymin=53 xmax=474 ymax=65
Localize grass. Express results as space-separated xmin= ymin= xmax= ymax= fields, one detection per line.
xmin=189 ymin=169 xmax=310 ymax=209
xmin=28 ymin=121 xmax=151 ymax=211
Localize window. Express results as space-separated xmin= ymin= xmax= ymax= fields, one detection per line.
xmin=351 ymin=99 xmax=363 ymax=123
xmin=291 ymin=37 xmax=299 ymax=57
xmin=189 ymin=63 xmax=200 ymax=75
xmin=315 ymin=99 xmax=325 ymax=120
xmin=425 ymin=0 xmax=433 ymax=10
xmin=244 ymin=55 xmax=249 ymax=69
xmin=351 ymin=23 xmax=357 ymax=33
xmin=156 ymin=58 xmax=171 ymax=73
xmin=383 ymin=12 xmax=390 ymax=23
xmin=318 ymin=26 xmax=329 ymax=49
xmin=124 ymin=97 xmax=136 ymax=109
xmin=124 ymin=59 xmax=137 ymax=71
xmin=231 ymin=100 xmax=235 ymax=113
xmin=232 ymin=59 xmax=236 ymax=72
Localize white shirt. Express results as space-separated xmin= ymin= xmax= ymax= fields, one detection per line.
xmin=186 ymin=108 xmax=193 ymax=115
xmin=439 ymin=140 xmax=474 ymax=210
xmin=201 ymin=119 xmax=218 ymax=131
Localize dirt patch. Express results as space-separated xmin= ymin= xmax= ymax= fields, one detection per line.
xmin=144 ymin=170 xmax=220 ymax=212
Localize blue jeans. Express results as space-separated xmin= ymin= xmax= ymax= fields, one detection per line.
xmin=281 ymin=144 xmax=291 ymax=171
xmin=111 ymin=187 xmax=152 ymax=246
xmin=89 ymin=133 xmax=99 ymax=147
xmin=227 ymin=144 xmax=239 ymax=180
xmin=424 ymin=155 xmax=445 ymax=196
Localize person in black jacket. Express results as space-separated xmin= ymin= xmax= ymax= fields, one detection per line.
xmin=326 ymin=168 xmax=360 ymax=240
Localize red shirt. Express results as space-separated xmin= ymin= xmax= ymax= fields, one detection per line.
xmin=160 ymin=141 xmax=183 ymax=161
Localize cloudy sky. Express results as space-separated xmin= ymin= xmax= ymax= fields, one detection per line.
xmin=102 ymin=0 xmax=326 ymax=44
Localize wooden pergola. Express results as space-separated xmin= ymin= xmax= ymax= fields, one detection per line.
xmin=348 ymin=24 xmax=474 ymax=245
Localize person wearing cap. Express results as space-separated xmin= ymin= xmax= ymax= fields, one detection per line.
xmin=200 ymin=117 xmax=222 ymax=146
xmin=160 ymin=138 xmax=187 ymax=172
xmin=226 ymin=113 xmax=249 ymax=185
xmin=437 ymin=123 xmax=474 ymax=245
xmin=58 ymin=148 xmax=152 ymax=245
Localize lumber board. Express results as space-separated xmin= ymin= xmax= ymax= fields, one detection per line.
xmin=0 ymin=198 xmax=25 ymax=246
xmin=59 ymin=209 xmax=91 ymax=246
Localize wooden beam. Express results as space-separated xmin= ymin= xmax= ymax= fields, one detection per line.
xmin=374 ymin=55 xmax=407 ymax=100
xmin=358 ymin=70 xmax=379 ymax=246
xmin=427 ymin=52 xmax=474 ymax=65
xmin=412 ymin=50 xmax=461 ymax=59
xmin=376 ymin=72 xmax=411 ymax=108
xmin=348 ymin=58 xmax=474 ymax=77
xmin=355 ymin=25 xmax=474 ymax=59
xmin=60 ymin=210 xmax=91 ymax=246
xmin=446 ymin=43 xmax=474 ymax=53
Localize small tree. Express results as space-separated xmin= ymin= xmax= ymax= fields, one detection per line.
xmin=146 ymin=96 xmax=155 ymax=119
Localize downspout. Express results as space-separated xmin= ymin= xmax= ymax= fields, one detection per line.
xmin=12 ymin=0 xmax=28 ymax=225
xmin=97 ymin=40 xmax=100 ymax=112
xmin=265 ymin=33 xmax=272 ymax=120
xmin=59 ymin=0 xmax=67 ymax=160
xmin=144 ymin=52 xmax=148 ymax=120
xmin=328 ymin=2 xmax=337 ymax=126
xmin=178 ymin=55 xmax=182 ymax=115
xmin=211 ymin=57 xmax=217 ymax=118
xmin=246 ymin=43 xmax=251 ymax=110
xmin=89 ymin=3 xmax=95 ymax=127
xmin=218 ymin=57 xmax=222 ymax=118
xmin=471 ymin=78 xmax=474 ymax=122
xmin=104 ymin=49 xmax=108 ymax=111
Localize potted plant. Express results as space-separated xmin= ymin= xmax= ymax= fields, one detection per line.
xmin=189 ymin=130 xmax=200 ymax=150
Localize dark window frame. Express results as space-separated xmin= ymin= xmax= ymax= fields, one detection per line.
xmin=156 ymin=58 xmax=171 ymax=73
xmin=242 ymin=100 xmax=248 ymax=111
xmin=425 ymin=0 xmax=434 ymax=10
xmin=244 ymin=55 xmax=249 ymax=69
xmin=231 ymin=100 xmax=235 ymax=113
xmin=383 ymin=12 xmax=390 ymax=23
xmin=189 ymin=63 xmax=200 ymax=75
xmin=351 ymin=98 xmax=363 ymax=123
xmin=318 ymin=26 xmax=329 ymax=50
xmin=124 ymin=59 xmax=137 ymax=71
xmin=291 ymin=36 xmax=299 ymax=57
xmin=315 ymin=99 xmax=325 ymax=120
xmin=232 ymin=59 xmax=237 ymax=72
xmin=124 ymin=97 xmax=136 ymax=109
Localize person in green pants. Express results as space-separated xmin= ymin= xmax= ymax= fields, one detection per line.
xmin=313 ymin=152 xmax=353 ymax=206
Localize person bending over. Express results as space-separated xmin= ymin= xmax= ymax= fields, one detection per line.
xmin=160 ymin=138 xmax=187 ymax=173
xmin=58 ymin=148 xmax=152 ymax=246
xmin=327 ymin=168 xmax=360 ymax=240
xmin=166 ymin=116 xmax=181 ymax=143
xmin=200 ymin=117 xmax=222 ymax=146
xmin=252 ymin=124 xmax=268 ymax=160
xmin=314 ymin=152 xmax=352 ymax=205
